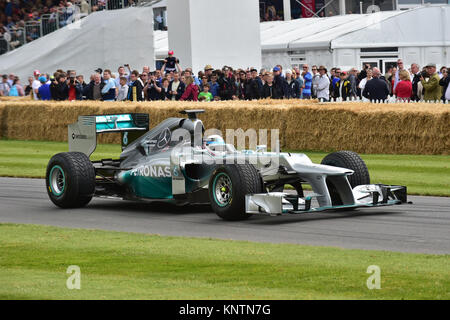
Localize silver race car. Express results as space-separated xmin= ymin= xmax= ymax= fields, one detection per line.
xmin=46 ymin=110 xmax=408 ymax=220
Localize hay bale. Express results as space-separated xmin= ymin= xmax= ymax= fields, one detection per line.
xmin=0 ymin=103 xmax=5 ymax=138
xmin=0 ymin=100 xmax=448 ymax=155
xmin=284 ymin=103 xmax=450 ymax=154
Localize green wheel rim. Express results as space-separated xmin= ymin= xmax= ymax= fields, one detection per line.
xmin=49 ymin=165 xmax=65 ymax=196
xmin=213 ymin=172 xmax=232 ymax=207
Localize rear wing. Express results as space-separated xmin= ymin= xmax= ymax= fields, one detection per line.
xmin=68 ymin=113 xmax=149 ymax=156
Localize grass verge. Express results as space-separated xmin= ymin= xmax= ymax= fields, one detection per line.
xmin=1 ymin=139 xmax=449 ymax=196
xmin=0 ymin=223 xmax=448 ymax=300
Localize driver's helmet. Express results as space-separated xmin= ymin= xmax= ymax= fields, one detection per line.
xmin=205 ymin=135 xmax=225 ymax=146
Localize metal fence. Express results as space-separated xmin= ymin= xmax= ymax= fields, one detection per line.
xmin=325 ymin=96 xmax=449 ymax=104
xmin=41 ymin=14 xmax=59 ymax=36
xmin=0 ymin=0 xmax=162 ymax=55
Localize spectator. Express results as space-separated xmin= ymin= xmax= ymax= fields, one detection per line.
xmin=80 ymin=0 xmax=91 ymax=15
xmin=236 ymin=70 xmax=249 ymax=100
xmin=248 ymin=68 xmax=262 ymax=100
xmin=37 ymin=76 xmax=51 ymax=100
xmin=199 ymin=74 xmax=209 ymax=93
xmin=127 ymin=70 xmax=144 ymax=101
xmin=310 ymin=65 xmax=320 ymax=98
xmin=162 ymin=51 xmax=180 ymax=74
xmin=32 ymin=70 xmax=41 ymax=100
xmin=439 ymin=67 xmax=449 ymax=102
xmin=0 ymin=74 xmax=10 ymax=96
xmin=348 ymin=68 xmax=358 ymax=98
xmin=154 ymin=77 xmax=170 ymax=100
xmin=139 ymin=72 xmax=149 ymax=90
xmin=101 ymin=69 xmax=116 ymax=101
xmin=51 ymin=72 xmax=69 ymax=101
xmin=421 ymin=63 xmax=441 ymax=101
xmin=84 ymin=73 xmax=103 ymax=100
xmin=358 ymin=68 xmax=373 ymax=93
xmin=76 ymin=75 xmax=87 ymax=90
xmin=393 ymin=59 xmax=410 ymax=92
xmin=115 ymin=66 xmax=128 ymax=87
xmin=8 ymin=77 xmax=24 ymax=96
xmin=302 ymin=64 xmax=312 ymax=99
xmin=384 ymin=66 xmax=394 ymax=95
xmin=67 ymin=70 xmax=83 ymax=101
xmin=334 ymin=71 xmax=352 ymax=101
xmin=116 ymin=76 xmax=129 ymax=101
xmin=285 ymin=69 xmax=300 ymax=99
xmin=180 ymin=76 xmax=198 ymax=101
xmin=438 ymin=66 xmax=447 ymax=79
xmin=204 ymin=65 xmax=214 ymax=81
xmin=144 ymin=73 xmax=161 ymax=101
xmin=362 ymin=68 xmax=390 ymax=102
xmin=293 ymin=69 xmax=303 ymax=99
xmin=7 ymin=73 xmax=14 ymax=87
xmin=262 ymin=73 xmax=280 ymax=99
xmin=24 ymin=76 xmax=34 ymax=96
xmin=208 ymin=72 xmax=220 ymax=99
xmin=314 ymin=66 xmax=330 ymax=102
xmin=217 ymin=68 xmax=235 ymax=100
xmin=394 ymin=70 xmax=412 ymax=101
xmin=410 ymin=63 xmax=422 ymax=101
xmin=358 ymin=64 xmax=371 ymax=81
xmin=168 ymin=71 xmax=185 ymax=101
xmin=330 ymin=67 xmax=341 ymax=99
xmin=272 ymin=66 xmax=287 ymax=97
xmin=198 ymin=83 xmax=213 ymax=102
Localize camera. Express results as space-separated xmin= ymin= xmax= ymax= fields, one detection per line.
xmin=421 ymin=70 xmax=428 ymax=78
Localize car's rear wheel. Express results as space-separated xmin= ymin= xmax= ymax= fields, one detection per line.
xmin=46 ymin=152 xmax=95 ymax=208
xmin=209 ymin=164 xmax=264 ymax=221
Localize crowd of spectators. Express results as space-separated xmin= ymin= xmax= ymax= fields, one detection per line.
xmin=0 ymin=0 xmax=138 ymax=52
xmin=1 ymin=54 xmax=449 ymax=103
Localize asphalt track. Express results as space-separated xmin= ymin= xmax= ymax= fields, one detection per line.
xmin=0 ymin=177 xmax=449 ymax=254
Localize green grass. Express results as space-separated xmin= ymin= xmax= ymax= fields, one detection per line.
xmin=0 ymin=139 xmax=449 ymax=196
xmin=0 ymin=223 xmax=448 ymax=300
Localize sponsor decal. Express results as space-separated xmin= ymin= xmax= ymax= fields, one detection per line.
xmin=72 ymin=133 xmax=88 ymax=140
xmin=130 ymin=165 xmax=172 ymax=178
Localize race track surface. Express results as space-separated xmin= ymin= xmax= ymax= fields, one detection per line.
xmin=0 ymin=178 xmax=449 ymax=254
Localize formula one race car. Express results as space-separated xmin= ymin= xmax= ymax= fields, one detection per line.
xmin=46 ymin=110 xmax=408 ymax=220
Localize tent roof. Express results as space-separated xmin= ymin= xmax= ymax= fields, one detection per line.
xmin=156 ymin=5 xmax=449 ymax=57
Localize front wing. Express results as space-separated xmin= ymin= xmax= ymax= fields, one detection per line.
xmin=245 ymin=184 xmax=409 ymax=215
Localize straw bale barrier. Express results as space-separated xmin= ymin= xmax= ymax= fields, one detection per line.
xmin=0 ymin=100 xmax=448 ymax=155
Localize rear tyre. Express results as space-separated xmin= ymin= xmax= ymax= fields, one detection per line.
xmin=209 ymin=164 xmax=264 ymax=221
xmin=46 ymin=152 xmax=95 ymax=208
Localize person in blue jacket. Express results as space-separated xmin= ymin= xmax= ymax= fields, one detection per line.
xmin=38 ymin=76 xmax=52 ymax=100
xmin=302 ymin=64 xmax=313 ymax=99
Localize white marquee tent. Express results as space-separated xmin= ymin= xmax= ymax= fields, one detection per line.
xmin=155 ymin=5 xmax=449 ymax=72
xmin=0 ymin=7 xmax=155 ymax=81
xmin=0 ymin=4 xmax=448 ymax=78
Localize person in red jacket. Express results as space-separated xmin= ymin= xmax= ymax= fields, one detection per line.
xmin=394 ymin=70 xmax=412 ymax=101
xmin=180 ymin=76 xmax=198 ymax=101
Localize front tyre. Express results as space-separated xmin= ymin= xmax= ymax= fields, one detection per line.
xmin=209 ymin=164 xmax=263 ymax=221
xmin=46 ymin=152 xmax=95 ymax=208
xmin=321 ymin=151 xmax=370 ymax=206
xmin=321 ymin=151 xmax=370 ymax=188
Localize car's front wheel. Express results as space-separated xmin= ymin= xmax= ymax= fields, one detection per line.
xmin=321 ymin=151 xmax=370 ymax=206
xmin=46 ymin=152 xmax=95 ymax=208
xmin=209 ymin=164 xmax=263 ymax=221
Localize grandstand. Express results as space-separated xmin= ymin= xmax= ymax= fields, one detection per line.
xmin=0 ymin=0 xmax=164 ymax=55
